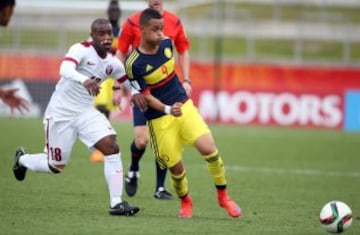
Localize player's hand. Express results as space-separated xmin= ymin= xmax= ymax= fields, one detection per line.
xmin=83 ymin=78 xmax=100 ymax=96
xmin=182 ymin=81 xmax=192 ymax=97
xmin=131 ymin=93 xmax=148 ymax=112
xmin=0 ymin=88 xmax=29 ymax=114
xmin=171 ymin=102 xmax=182 ymax=117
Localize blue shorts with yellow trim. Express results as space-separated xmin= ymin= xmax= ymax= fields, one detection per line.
xmin=147 ymin=99 xmax=211 ymax=169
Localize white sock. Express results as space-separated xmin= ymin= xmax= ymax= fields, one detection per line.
xmin=19 ymin=153 xmax=52 ymax=173
xmin=104 ymin=153 xmax=123 ymax=207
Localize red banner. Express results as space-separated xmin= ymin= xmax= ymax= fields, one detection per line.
xmin=1 ymin=54 xmax=360 ymax=129
xmin=0 ymin=54 xmax=61 ymax=82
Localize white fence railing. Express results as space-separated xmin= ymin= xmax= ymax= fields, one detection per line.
xmin=1 ymin=0 xmax=359 ymax=65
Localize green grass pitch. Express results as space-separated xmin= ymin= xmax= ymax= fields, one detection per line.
xmin=0 ymin=117 xmax=359 ymax=235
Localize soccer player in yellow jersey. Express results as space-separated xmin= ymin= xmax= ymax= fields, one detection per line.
xmin=118 ymin=0 xmax=191 ymax=199
xmin=91 ymin=0 xmax=122 ymax=162
xmin=125 ymin=8 xmax=242 ymax=218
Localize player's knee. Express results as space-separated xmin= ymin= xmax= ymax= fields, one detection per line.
xmin=195 ymin=135 xmax=217 ymax=156
xmin=201 ymin=148 xmax=217 ymax=156
xmin=109 ymin=143 xmax=120 ymax=154
xmin=95 ymin=136 xmax=119 ymax=155
xmin=102 ymin=141 xmax=119 ymax=155
xmin=134 ymin=125 xmax=149 ymax=149
xmin=196 ymin=142 xmax=217 ymax=156
xmin=169 ymin=160 xmax=185 ymax=176
xmin=135 ymin=134 xmax=148 ymax=149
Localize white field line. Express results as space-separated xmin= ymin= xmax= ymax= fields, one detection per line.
xmin=188 ymin=165 xmax=360 ymax=178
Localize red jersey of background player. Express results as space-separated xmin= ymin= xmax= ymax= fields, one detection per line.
xmin=117 ymin=9 xmax=190 ymax=55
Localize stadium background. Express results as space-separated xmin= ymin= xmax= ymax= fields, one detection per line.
xmin=1 ymin=0 xmax=360 ymax=131
xmin=1 ymin=1 xmax=360 ymax=234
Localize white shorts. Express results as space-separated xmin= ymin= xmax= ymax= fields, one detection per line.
xmin=44 ymin=108 xmax=116 ymax=165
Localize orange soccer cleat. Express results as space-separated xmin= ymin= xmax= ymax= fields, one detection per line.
xmin=179 ymin=194 xmax=193 ymax=218
xmin=218 ymin=190 xmax=242 ymax=218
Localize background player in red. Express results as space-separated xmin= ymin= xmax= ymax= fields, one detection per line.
xmin=117 ymin=0 xmax=192 ymax=200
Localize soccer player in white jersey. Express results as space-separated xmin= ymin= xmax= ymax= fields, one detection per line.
xmin=12 ymin=18 xmax=146 ymax=216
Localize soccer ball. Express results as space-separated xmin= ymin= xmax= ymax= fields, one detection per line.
xmin=319 ymin=201 xmax=353 ymax=233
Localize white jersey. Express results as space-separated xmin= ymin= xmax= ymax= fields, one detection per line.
xmin=45 ymin=41 xmax=126 ymax=121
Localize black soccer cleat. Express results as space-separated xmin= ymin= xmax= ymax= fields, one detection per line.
xmin=125 ymin=171 xmax=139 ymax=197
xmin=154 ymin=187 xmax=173 ymax=200
xmin=13 ymin=147 xmax=28 ymax=181
xmin=109 ymin=201 xmax=140 ymax=216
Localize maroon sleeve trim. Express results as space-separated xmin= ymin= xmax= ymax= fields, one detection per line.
xmin=117 ymin=75 xmax=128 ymax=83
xmin=63 ymin=57 xmax=79 ymax=66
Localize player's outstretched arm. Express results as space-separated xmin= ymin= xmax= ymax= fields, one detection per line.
xmin=0 ymin=88 xmax=29 ymax=114
xmin=60 ymin=60 xmax=100 ymax=96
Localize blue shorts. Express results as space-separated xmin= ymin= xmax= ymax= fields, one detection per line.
xmin=132 ymin=104 xmax=147 ymax=127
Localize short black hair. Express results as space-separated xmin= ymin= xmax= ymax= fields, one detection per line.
xmin=91 ymin=18 xmax=110 ymax=32
xmin=0 ymin=0 xmax=15 ymax=9
xmin=107 ymin=0 xmax=120 ymax=14
xmin=109 ymin=0 xmax=118 ymax=5
xmin=140 ymin=8 xmax=162 ymax=27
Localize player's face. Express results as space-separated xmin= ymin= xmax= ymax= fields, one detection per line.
xmin=142 ymin=18 xmax=163 ymax=46
xmin=108 ymin=5 xmax=120 ymax=22
xmin=148 ymin=0 xmax=163 ymax=13
xmin=91 ymin=23 xmax=113 ymax=52
xmin=0 ymin=4 xmax=15 ymax=26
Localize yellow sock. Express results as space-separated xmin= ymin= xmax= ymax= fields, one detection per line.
xmin=204 ymin=150 xmax=227 ymax=186
xmin=171 ymin=170 xmax=188 ymax=198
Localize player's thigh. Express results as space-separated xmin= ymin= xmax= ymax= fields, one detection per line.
xmin=148 ymin=116 xmax=182 ymax=169
xmin=76 ymin=109 xmax=117 ymax=149
xmin=180 ymin=100 xmax=211 ymax=145
xmin=44 ymin=118 xmax=77 ymax=166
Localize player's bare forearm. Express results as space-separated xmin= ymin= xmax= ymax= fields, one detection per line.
xmin=178 ymin=51 xmax=192 ymax=96
xmin=178 ymin=50 xmax=190 ymax=81
xmin=143 ymin=94 xmax=164 ymax=112
xmin=144 ymin=94 xmax=182 ymax=117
